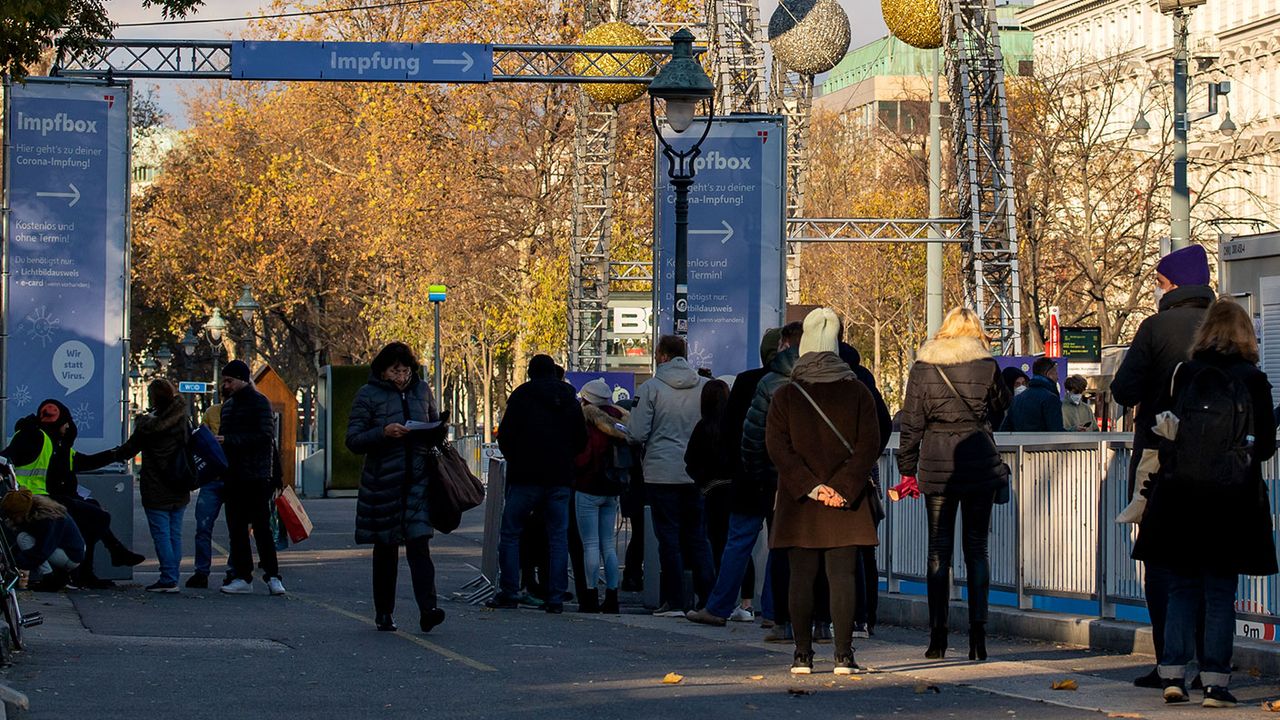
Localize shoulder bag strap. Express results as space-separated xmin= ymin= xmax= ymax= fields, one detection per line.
xmin=791 ymin=382 xmax=853 ymax=456
xmin=935 ymin=366 xmax=983 ymax=424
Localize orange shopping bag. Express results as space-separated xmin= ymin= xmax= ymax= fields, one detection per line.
xmin=274 ymin=486 xmax=313 ymax=543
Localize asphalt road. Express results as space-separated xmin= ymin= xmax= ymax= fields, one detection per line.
xmin=3 ymin=495 xmax=1277 ymax=719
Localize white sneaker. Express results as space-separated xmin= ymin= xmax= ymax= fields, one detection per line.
xmin=729 ymin=606 xmax=754 ymax=623
xmin=220 ymin=578 xmax=253 ymax=595
xmin=267 ymin=577 xmax=287 ymax=596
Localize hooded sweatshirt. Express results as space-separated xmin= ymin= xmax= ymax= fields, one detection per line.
xmin=627 ymin=356 xmax=708 ymax=485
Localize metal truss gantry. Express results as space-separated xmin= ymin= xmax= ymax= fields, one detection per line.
xmin=945 ymin=0 xmax=1022 ymax=353
xmin=707 ymin=0 xmax=768 ymax=115
xmin=770 ymin=61 xmax=814 ymax=305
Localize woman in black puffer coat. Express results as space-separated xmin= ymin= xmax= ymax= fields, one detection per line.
xmin=347 ymin=342 xmax=448 ymax=634
xmin=898 ymin=307 xmax=1010 ymax=662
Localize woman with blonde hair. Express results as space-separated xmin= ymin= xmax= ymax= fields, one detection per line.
xmin=1 ymin=488 xmax=85 ymax=591
xmin=1133 ymin=298 xmax=1276 ymax=708
xmin=897 ymin=306 xmax=1010 ymax=661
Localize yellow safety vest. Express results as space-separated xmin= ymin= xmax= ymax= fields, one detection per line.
xmin=11 ymin=431 xmax=73 ymax=497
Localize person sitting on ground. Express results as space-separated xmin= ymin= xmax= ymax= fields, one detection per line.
xmin=1001 ymin=358 xmax=1065 ymax=432
xmin=1 ymin=488 xmax=85 ymax=592
xmin=0 ymin=399 xmax=144 ymax=589
xmin=572 ymin=378 xmax=630 ymax=614
xmin=1061 ymin=375 xmax=1097 ymax=432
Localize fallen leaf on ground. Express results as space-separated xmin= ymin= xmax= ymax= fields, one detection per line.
xmin=1106 ymin=713 xmax=1144 ymax=719
xmin=662 ymin=673 xmax=684 ymax=684
xmin=1249 ymin=667 xmax=1263 ymax=679
xmin=787 ymin=687 xmax=813 ymax=696
xmin=914 ymin=683 xmax=941 ymax=694
xmin=1264 ymin=700 xmax=1280 ymax=712
xmin=746 ymin=675 xmax=764 ymax=681
xmin=1051 ymin=679 xmax=1078 ymax=691
xmin=848 ymin=675 xmax=863 ymax=681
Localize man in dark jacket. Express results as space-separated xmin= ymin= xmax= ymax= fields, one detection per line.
xmin=1002 ymin=358 xmax=1065 ymax=432
xmin=1110 ymin=243 xmax=1214 ymax=687
xmin=216 ymin=360 xmax=284 ymax=596
xmin=0 ymin=399 xmax=143 ymax=589
xmin=488 ymin=355 xmax=587 ymax=613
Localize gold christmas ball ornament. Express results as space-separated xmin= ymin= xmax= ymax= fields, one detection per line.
xmin=768 ymin=0 xmax=852 ymax=75
xmin=574 ymin=22 xmax=656 ymax=105
xmin=881 ymin=0 xmax=943 ymax=49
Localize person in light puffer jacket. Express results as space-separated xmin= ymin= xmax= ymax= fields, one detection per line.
xmin=627 ymin=335 xmax=713 ymax=616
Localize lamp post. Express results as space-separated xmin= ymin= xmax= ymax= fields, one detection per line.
xmin=648 ymin=29 xmax=715 ymax=338
xmin=154 ymin=345 xmax=173 ymax=376
xmin=203 ymin=308 xmax=228 ymax=401
xmin=1144 ymin=0 xmax=1236 ymax=251
xmin=234 ymin=285 xmax=261 ymax=364
xmin=428 ymin=285 xmax=447 ymax=405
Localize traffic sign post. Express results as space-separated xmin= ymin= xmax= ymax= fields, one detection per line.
xmin=177 ymin=381 xmax=212 ymax=394
xmin=429 ymin=285 xmax=447 ymax=406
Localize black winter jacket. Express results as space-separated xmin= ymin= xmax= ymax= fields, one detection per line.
xmin=723 ymin=365 xmax=769 ymax=514
xmin=1132 ymin=349 xmax=1278 ymax=576
xmin=1 ymin=401 xmax=114 ymax=498
xmin=839 ymin=342 xmax=892 ymax=452
xmin=1111 ymin=285 xmax=1215 ymax=443
xmin=114 ymin=395 xmax=191 ymax=510
xmin=219 ymin=384 xmax=275 ymax=482
xmin=739 ymin=347 xmax=799 ymax=516
xmin=498 ymin=378 xmax=587 ymax=486
xmin=898 ymin=337 xmax=1010 ymax=496
xmin=1001 ymin=375 xmax=1064 ymax=432
xmin=346 ymin=374 xmax=440 ymax=545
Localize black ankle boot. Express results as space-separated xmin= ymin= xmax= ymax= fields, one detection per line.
xmin=375 ymin=613 xmax=396 ymax=632
xmin=600 ymin=589 xmax=620 ymax=614
xmin=969 ymin=623 xmax=987 ymax=661
xmin=578 ymin=590 xmax=599 ymax=613
xmin=925 ymin=627 xmax=948 ymax=659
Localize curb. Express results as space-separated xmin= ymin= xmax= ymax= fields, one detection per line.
xmin=877 ymin=594 xmax=1280 ymax=676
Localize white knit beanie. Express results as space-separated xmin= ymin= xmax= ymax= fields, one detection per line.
xmin=579 ymin=378 xmax=613 ymax=405
xmin=798 ymin=307 xmax=840 ymax=356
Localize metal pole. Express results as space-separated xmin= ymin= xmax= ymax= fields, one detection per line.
xmin=433 ymin=300 xmax=443 ymax=404
xmin=1170 ymin=11 xmax=1191 ymax=251
xmin=927 ymin=47 xmax=944 ymax=337
xmin=672 ymin=174 xmax=693 ymax=337
xmin=212 ymin=344 xmax=221 ymax=403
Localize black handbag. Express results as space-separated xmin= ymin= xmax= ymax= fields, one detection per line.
xmin=425 ymin=442 xmax=485 ymax=534
xmin=792 ymin=383 xmax=886 ymax=525
xmin=935 ymin=367 xmax=1012 ymax=505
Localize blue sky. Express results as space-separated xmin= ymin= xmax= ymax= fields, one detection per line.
xmin=109 ymin=0 xmax=888 ymax=127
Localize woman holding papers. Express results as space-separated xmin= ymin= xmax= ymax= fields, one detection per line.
xmin=347 ymin=342 xmax=449 ymax=634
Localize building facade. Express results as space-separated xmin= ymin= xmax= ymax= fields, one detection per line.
xmin=1019 ymin=0 xmax=1280 ymax=231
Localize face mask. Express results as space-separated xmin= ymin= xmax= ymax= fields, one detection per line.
xmin=1014 ymin=385 xmax=1028 ymax=396
xmin=1068 ymin=392 xmax=1083 ymax=405
xmin=1154 ymin=287 xmax=1165 ymax=304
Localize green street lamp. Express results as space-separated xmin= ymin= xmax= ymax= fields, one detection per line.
xmin=203 ymin=309 xmax=228 ymax=400
xmin=234 ymin=285 xmax=261 ymax=361
xmin=648 ymin=29 xmax=715 ymax=338
xmin=180 ymin=329 xmax=199 ymax=357
xmin=154 ymin=345 xmax=173 ymax=374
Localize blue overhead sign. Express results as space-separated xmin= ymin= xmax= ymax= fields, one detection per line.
xmin=230 ymin=41 xmax=493 ymax=83
xmin=178 ymin=381 xmax=212 ymax=394
xmin=655 ymin=117 xmax=786 ymax=377
xmin=3 ymin=79 xmax=129 ymax=451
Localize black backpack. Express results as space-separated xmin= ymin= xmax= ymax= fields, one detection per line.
xmin=1164 ymin=361 xmax=1254 ymax=488
xmin=165 ymin=420 xmax=201 ymax=493
xmin=603 ymin=439 xmax=635 ymax=493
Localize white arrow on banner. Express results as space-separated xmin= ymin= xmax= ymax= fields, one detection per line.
xmin=432 ymin=52 xmax=474 ymax=72
xmin=690 ymin=220 xmax=734 ymax=244
xmin=36 ymin=183 xmax=80 ymax=207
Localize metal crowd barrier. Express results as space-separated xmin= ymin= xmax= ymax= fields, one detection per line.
xmin=452 ymin=434 xmax=485 ymax=480
xmin=879 ymin=433 xmax=1280 ymax=626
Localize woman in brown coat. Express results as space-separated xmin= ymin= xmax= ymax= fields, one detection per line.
xmin=766 ymin=308 xmax=881 ymax=675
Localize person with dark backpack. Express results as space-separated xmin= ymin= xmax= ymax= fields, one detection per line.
xmin=572 ymin=379 xmax=631 ymax=614
xmin=1133 ymin=298 xmax=1277 ymax=708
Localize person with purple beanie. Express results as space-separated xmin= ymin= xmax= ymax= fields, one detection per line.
xmin=1111 ymin=243 xmax=1214 ymax=688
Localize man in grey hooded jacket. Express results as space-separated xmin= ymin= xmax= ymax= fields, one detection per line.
xmin=628 ymin=335 xmax=714 ymax=615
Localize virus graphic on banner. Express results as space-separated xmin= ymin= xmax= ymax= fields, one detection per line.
xmin=72 ymin=402 xmax=95 ymax=432
xmin=688 ymin=341 xmax=715 ymax=374
xmin=12 ymin=385 xmax=32 ymax=409
xmin=23 ymin=305 xmax=61 ymax=348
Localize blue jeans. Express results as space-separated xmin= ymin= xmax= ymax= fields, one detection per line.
xmin=647 ymin=483 xmax=716 ymax=610
xmin=193 ymin=483 xmax=225 ymax=575
xmin=144 ymin=507 xmax=185 ymax=584
xmin=499 ymin=484 xmax=571 ymax=602
xmin=706 ymin=512 xmax=765 ymax=618
xmin=1160 ymin=569 xmax=1236 ymax=687
xmin=575 ymin=493 xmax=620 ymax=590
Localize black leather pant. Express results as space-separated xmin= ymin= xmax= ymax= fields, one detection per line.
xmin=926 ymin=492 xmax=994 ymax=630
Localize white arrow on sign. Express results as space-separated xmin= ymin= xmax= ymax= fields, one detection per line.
xmin=690 ymin=220 xmax=734 ymax=244
xmin=36 ymin=183 xmax=80 ymax=207
xmin=433 ymin=52 xmax=474 ymax=73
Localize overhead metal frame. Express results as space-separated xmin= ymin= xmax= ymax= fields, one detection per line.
xmin=945 ymin=0 xmax=1022 ymax=352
